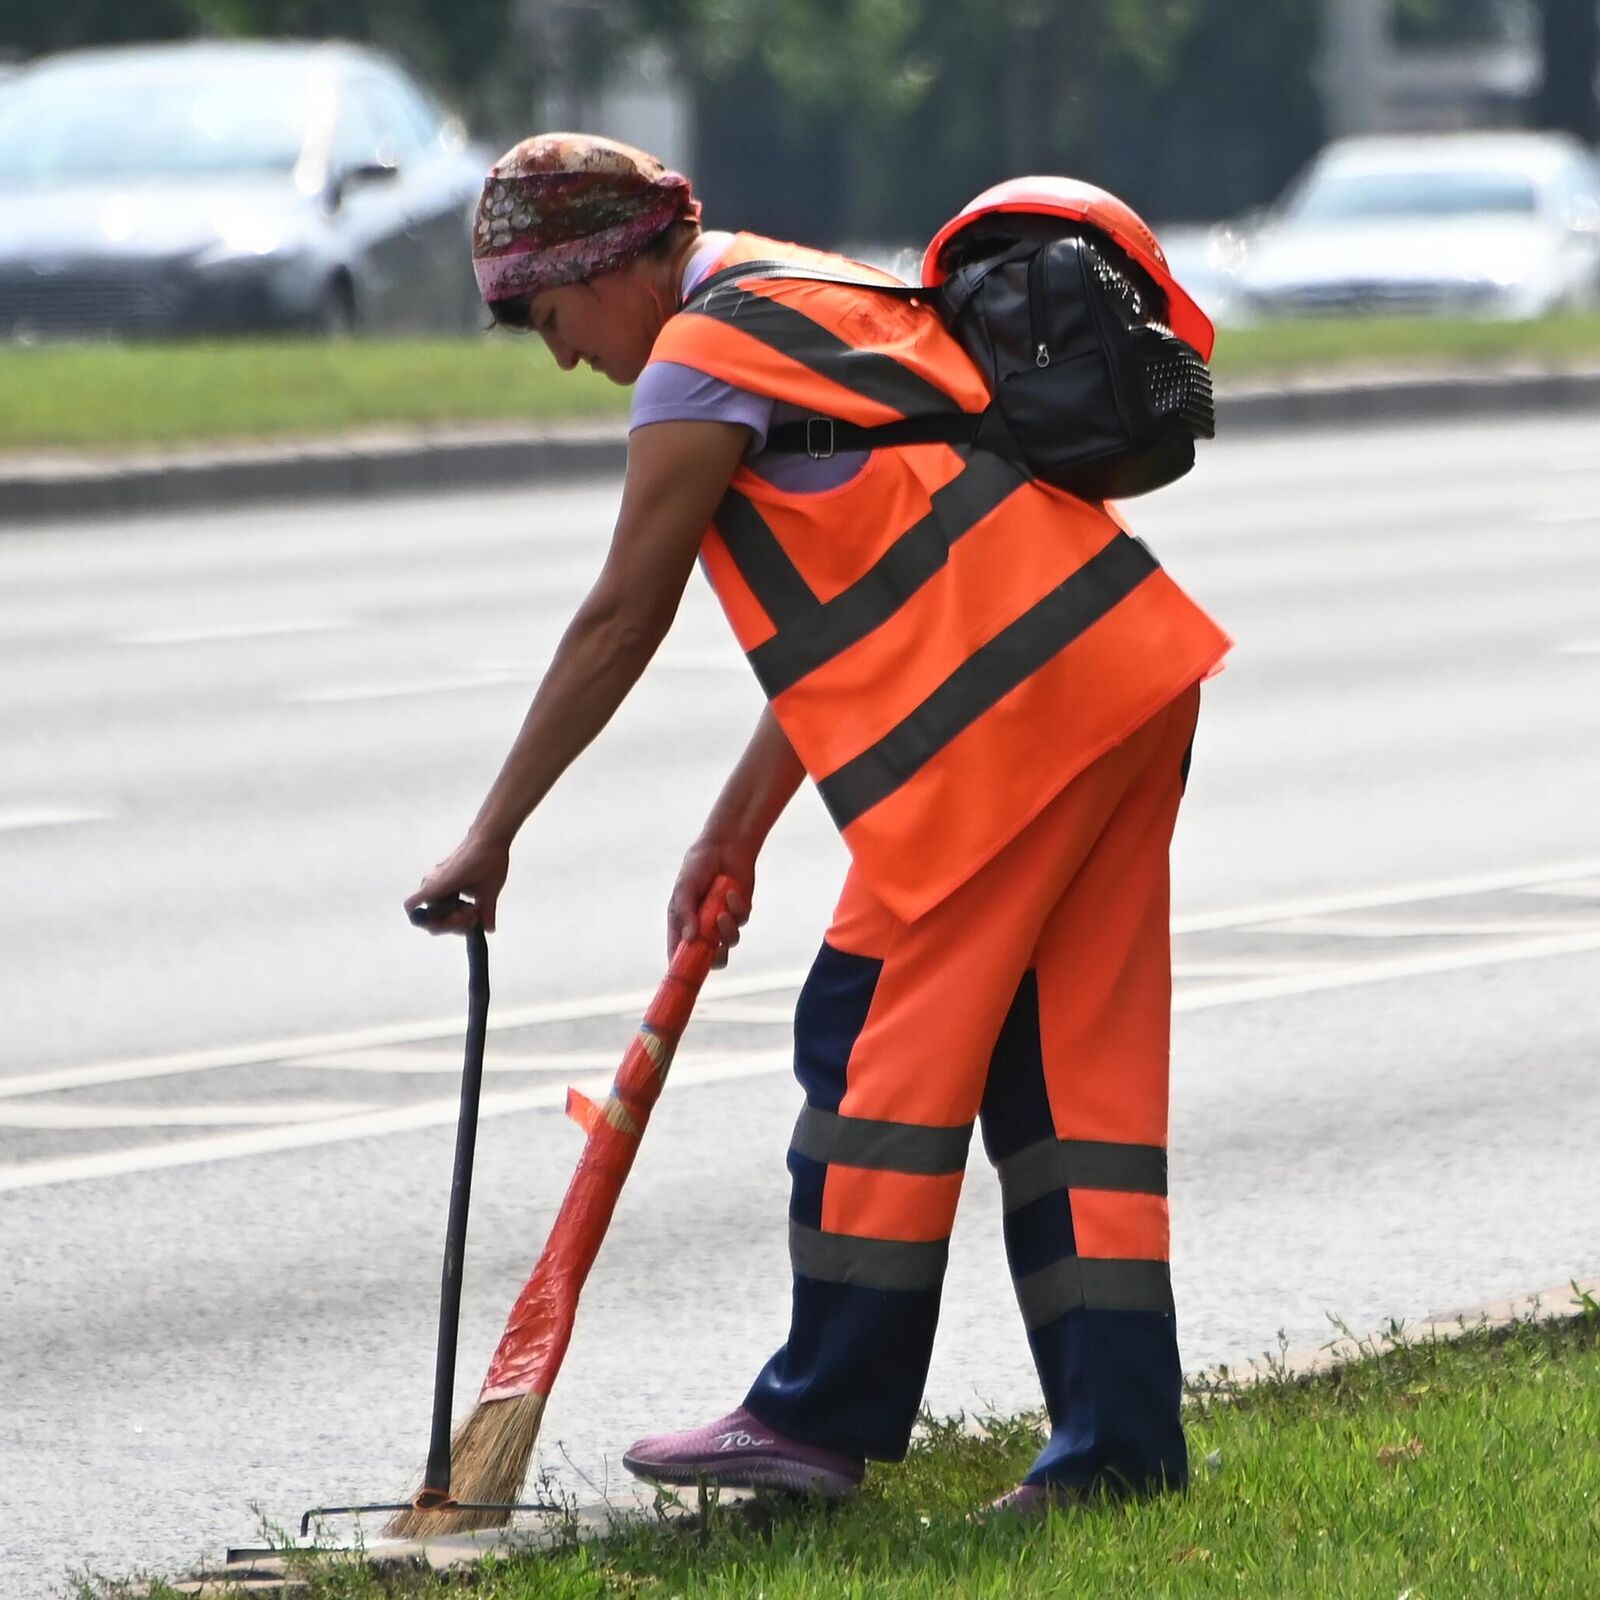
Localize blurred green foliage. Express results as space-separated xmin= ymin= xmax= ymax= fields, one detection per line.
xmin=1392 ymin=0 xmax=1508 ymax=43
xmin=183 ymin=2 xmax=514 ymax=99
xmin=1 ymin=1 xmax=1593 ymax=232
xmin=0 ymin=0 xmax=528 ymax=130
xmin=1 ymin=0 xmax=196 ymax=54
xmin=643 ymin=0 xmax=1323 ymax=234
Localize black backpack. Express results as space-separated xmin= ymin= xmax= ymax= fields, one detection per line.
xmin=682 ymin=218 xmax=1214 ymax=500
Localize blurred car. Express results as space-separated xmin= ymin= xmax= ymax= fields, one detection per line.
xmin=1224 ymin=132 xmax=1600 ymax=322
xmin=1148 ymin=224 xmax=1236 ymax=327
xmin=0 ymin=40 xmax=492 ymax=340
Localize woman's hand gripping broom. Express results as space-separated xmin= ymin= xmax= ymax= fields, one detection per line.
xmin=385 ymin=874 xmax=739 ymax=1537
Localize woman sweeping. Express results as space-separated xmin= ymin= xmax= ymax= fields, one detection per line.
xmin=408 ymin=132 xmax=1230 ymax=1514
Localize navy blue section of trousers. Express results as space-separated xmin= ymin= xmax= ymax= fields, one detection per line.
xmin=984 ymin=974 xmax=1082 ymax=1281
xmin=980 ymin=971 xmax=1055 ymax=1165
xmin=787 ymin=1149 xmax=827 ymax=1229
xmin=1025 ymin=1309 xmax=1188 ymax=1494
xmin=984 ymin=971 xmax=1186 ymax=1494
xmin=784 ymin=941 xmax=881 ymax=1231
xmin=791 ymin=940 xmax=882 ymax=1112
xmin=1003 ymin=1188 xmax=1077 ymax=1276
xmin=745 ymin=939 xmax=1186 ymax=1491
xmin=750 ymin=941 xmax=941 ymax=1458
xmin=746 ymin=1276 xmax=946 ymax=1461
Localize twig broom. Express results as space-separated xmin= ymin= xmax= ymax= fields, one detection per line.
xmin=384 ymin=875 xmax=736 ymax=1537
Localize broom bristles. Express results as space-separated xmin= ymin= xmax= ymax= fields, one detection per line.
xmin=382 ymin=1392 xmax=548 ymax=1540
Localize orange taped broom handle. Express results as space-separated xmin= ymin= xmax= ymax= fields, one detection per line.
xmin=476 ymin=873 xmax=739 ymax=1401
xmin=643 ymin=872 xmax=739 ymax=1038
xmin=683 ymin=872 xmax=740 ymax=970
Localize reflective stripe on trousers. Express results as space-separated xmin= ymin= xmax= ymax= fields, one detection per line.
xmin=744 ymin=682 xmax=1199 ymax=1496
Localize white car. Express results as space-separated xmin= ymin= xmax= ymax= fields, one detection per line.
xmin=1225 ymin=132 xmax=1600 ymax=322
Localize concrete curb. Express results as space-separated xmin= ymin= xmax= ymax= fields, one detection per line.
xmin=1194 ymin=1272 xmax=1598 ymax=1392
xmin=1216 ymin=366 xmax=1600 ymax=433
xmin=0 ymin=422 xmax=629 ymax=526
xmin=6 ymin=368 xmax=1600 ymax=527
xmin=167 ymin=1273 xmax=1598 ymax=1596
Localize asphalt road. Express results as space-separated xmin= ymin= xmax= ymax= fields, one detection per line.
xmin=3 ymin=412 xmax=1599 ymax=1595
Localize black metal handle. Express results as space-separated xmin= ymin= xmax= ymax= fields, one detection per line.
xmin=420 ymin=920 xmax=490 ymax=1500
xmin=294 ymin=909 xmax=565 ymax=1538
xmin=408 ymin=895 xmax=474 ymax=929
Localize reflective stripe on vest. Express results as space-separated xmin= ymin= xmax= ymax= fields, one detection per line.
xmin=691 ymin=280 xmax=966 ymax=421
xmin=735 ymin=448 xmax=1026 ymax=697
xmin=649 ymin=233 xmax=1232 ymax=922
xmin=813 ymin=530 xmax=1159 ymax=830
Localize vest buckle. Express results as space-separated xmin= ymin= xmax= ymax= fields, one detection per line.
xmin=805 ymin=417 xmax=836 ymax=460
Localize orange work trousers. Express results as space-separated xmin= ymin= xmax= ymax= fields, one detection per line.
xmin=744 ymin=681 xmax=1200 ymax=1495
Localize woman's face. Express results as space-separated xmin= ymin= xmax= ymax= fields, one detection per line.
xmin=526 ymin=262 xmax=665 ymax=386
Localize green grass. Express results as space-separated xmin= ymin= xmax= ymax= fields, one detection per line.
xmin=81 ymin=1298 xmax=1600 ymax=1600
xmin=1210 ymin=310 xmax=1600 ymax=381
xmin=0 ymin=337 xmax=628 ymax=451
xmin=7 ymin=312 xmax=1600 ymax=454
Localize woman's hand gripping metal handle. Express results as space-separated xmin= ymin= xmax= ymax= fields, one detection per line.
xmin=406 ymin=893 xmax=489 ymax=1503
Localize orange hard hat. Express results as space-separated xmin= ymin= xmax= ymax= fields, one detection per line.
xmin=922 ymin=175 xmax=1215 ymax=361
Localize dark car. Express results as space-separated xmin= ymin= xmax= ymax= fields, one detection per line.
xmin=0 ymin=40 xmax=492 ymax=339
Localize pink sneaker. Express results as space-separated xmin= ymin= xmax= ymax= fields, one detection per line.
xmin=623 ymin=1406 xmax=865 ymax=1499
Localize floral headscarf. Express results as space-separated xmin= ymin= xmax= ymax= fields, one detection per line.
xmin=472 ymin=133 xmax=702 ymax=303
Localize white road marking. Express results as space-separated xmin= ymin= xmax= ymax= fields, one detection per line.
xmin=6 ymin=861 xmax=1598 ymax=1104
xmin=8 ymin=932 xmax=1600 ymax=1197
xmin=1522 ymin=877 xmax=1600 ymax=898
xmin=1555 ymin=642 xmax=1600 ymax=655
xmin=1252 ymin=916 xmax=1600 ymax=939
xmin=1524 ymin=509 xmax=1596 ymax=524
xmin=115 ymin=618 xmax=356 ymax=647
xmin=652 ymin=651 xmax=747 ymax=675
xmin=0 ymin=1101 xmax=374 ymax=1129
xmin=0 ymin=805 xmax=114 ymax=833
xmin=1172 ymin=859 xmax=1600 ymax=932
xmin=0 ymin=965 xmax=812 ymax=1100
xmin=692 ymin=1003 xmax=799 ymax=1023
xmin=7 ymin=863 xmax=1600 ymax=1194
xmin=0 ymin=1049 xmax=793 ymax=1194
xmin=1171 ymin=959 xmax=1340 ymax=977
xmin=459 ymin=650 xmax=749 ymax=685
xmin=1175 ymin=929 xmax=1600 ymax=1012
xmin=286 ymin=669 xmax=537 ymax=705
xmin=470 ymin=656 xmax=554 ymax=669
xmin=288 ymin=1048 xmax=635 ymax=1074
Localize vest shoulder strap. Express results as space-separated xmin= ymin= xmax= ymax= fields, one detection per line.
xmin=681 ymin=259 xmax=978 ymax=458
xmin=682 ymin=258 xmax=926 ymax=310
xmin=762 ymin=412 xmax=979 ymax=458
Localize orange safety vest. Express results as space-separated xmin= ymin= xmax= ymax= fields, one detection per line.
xmin=650 ymin=233 xmax=1232 ymax=923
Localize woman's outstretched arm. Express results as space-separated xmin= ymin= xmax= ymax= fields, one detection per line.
xmin=406 ymin=418 xmax=751 ymax=934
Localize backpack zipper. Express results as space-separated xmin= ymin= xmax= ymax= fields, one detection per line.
xmin=1028 ymin=246 xmax=1051 ymax=367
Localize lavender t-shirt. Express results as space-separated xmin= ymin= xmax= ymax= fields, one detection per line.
xmin=629 ymin=231 xmax=871 ymax=492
